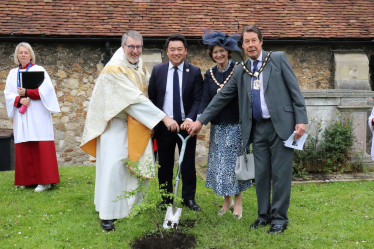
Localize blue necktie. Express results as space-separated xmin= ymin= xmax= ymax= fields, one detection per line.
xmin=173 ymin=66 xmax=182 ymax=123
xmin=251 ymin=60 xmax=262 ymax=121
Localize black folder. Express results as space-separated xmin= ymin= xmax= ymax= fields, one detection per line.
xmin=19 ymin=71 xmax=44 ymax=89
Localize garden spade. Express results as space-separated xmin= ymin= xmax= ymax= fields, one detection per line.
xmin=163 ymin=134 xmax=190 ymax=229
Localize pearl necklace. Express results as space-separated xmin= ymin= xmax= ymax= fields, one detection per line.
xmin=210 ymin=62 xmax=238 ymax=93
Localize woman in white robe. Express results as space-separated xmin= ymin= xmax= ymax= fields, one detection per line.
xmin=4 ymin=42 xmax=60 ymax=192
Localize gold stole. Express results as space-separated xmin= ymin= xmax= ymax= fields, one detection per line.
xmin=81 ymin=63 xmax=151 ymax=166
xmin=127 ymin=63 xmax=152 ymax=164
xmin=127 ymin=114 xmax=152 ymax=163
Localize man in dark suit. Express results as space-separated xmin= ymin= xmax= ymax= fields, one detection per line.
xmin=148 ymin=34 xmax=204 ymax=211
xmin=188 ymin=25 xmax=308 ymax=233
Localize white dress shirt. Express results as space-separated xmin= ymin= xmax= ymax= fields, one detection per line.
xmin=162 ymin=61 xmax=188 ymax=121
xmin=250 ymin=51 xmax=270 ymax=119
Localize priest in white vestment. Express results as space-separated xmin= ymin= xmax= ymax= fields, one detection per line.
xmin=80 ymin=31 xmax=179 ymax=231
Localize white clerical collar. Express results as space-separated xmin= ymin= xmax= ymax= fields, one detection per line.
xmin=249 ymin=50 xmax=263 ymax=65
xmin=169 ymin=61 xmax=184 ymax=71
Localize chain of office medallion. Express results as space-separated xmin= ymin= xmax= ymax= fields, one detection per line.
xmin=210 ymin=62 xmax=238 ymax=92
xmin=241 ymin=51 xmax=273 ymax=78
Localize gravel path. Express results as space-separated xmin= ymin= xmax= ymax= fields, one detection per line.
xmin=196 ymin=166 xmax=374 ymax=183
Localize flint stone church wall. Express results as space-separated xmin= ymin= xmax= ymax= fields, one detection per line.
xmin=0 ymin=41 xmax=373 ymax=166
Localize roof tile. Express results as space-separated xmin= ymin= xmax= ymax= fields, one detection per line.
xmin=0 ymin=0 xmax=373 ymax=39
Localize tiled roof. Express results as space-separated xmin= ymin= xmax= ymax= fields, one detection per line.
xmin=0 ymin=0 xmax=373 ymax=39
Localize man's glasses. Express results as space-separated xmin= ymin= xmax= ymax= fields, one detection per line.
xmin=124 ymin=45 xmax=143 ymax=51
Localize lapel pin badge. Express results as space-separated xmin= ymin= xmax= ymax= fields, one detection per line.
xmin=186 ymin=69 xmax=189 ymax=72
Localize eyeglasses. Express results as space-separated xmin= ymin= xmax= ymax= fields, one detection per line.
xmin=124 ymin=45 xmax=143 ymax=51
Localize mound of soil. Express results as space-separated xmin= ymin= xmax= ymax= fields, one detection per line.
xmin=132 ymin=231 xmax=196 ymax=249
xmin=132 ymin=220 xmax=197 ymax=249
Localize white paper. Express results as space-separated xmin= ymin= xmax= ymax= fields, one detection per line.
xmin=284 ymin=131 xmax=308 ymax=150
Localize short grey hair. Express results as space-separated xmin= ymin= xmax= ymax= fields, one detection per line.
xmin=14 ymin=42 xmax=36 ymax=65
xmin=121 ymin=30 xmax=143 ymax=46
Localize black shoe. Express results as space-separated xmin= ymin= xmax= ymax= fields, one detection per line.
xmin=101 ymin=220 xmax=115 ymax=231
xmin=269 ymin=224 xmax=287 ymax=234
xmin=249 ymin=219 xmax=271 ymax=230
xmin=183 ymin=199 xmax=201 ymax=211
xmin=159 ymin=198 xmax=172 ymax=211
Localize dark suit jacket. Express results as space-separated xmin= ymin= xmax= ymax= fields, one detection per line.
xmin=148 ymin=61 xmax=204 ymax=135
xmin=199 ymin=51 xmax=308 ymax=147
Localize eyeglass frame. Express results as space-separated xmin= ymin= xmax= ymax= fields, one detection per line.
xmin=124 ymin=44 xmax=143 ymax=51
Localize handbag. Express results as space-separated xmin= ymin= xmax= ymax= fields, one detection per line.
xmin=235 ymin=153 xmax=255 ymax=180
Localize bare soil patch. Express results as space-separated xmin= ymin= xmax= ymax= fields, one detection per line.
xmin=131 ymin=220 xmax=197 ymax=249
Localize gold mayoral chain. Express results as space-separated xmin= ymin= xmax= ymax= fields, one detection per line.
xmin=210 ymin=62 xmax=238 ymax=93
xmin=241 ymin=51 xmax=273 ymax=90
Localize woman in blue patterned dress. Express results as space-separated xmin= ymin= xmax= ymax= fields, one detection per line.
xmin=197 ymin=30 xmax=252 ymax=219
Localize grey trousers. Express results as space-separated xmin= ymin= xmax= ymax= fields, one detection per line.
xmin=252 ymin=118 xmax=294 ymax=225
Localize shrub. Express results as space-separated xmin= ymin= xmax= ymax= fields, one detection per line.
xmin=116 ymin=157 xmax=179 ymax=238
xmin=321 ymin=117 xmax=355 ymax=173
xmin=293 ymin=115 xmax=356 ymax=175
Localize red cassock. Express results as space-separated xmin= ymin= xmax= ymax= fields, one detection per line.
xmin=14 ymin=141 xmax=60 ymax=185
xmin=12 ymin=64 xmax=60 ymax=185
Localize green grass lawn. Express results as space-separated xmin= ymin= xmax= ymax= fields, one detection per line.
xmin=1 ymin=166 xmax=374 ymax=249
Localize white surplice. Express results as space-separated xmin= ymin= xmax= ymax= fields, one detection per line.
xmin=81 ymin=47 xmax=166 ymax=220
xmin=95 ymin=101 xmax=165 ymax=219
xmin=368 ymin=107 xmax=374 ymax=160
xmin=4 ymin=65 xmax=60 ymax=143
